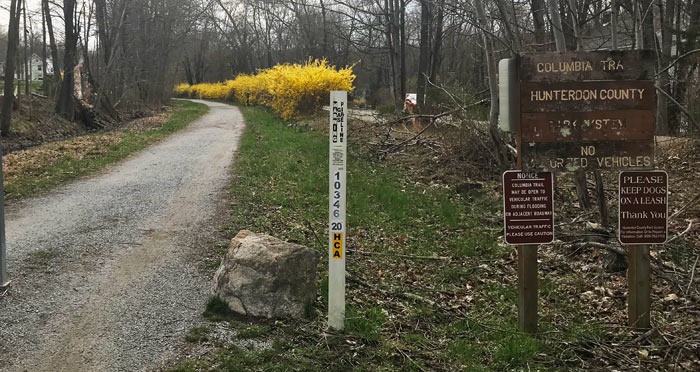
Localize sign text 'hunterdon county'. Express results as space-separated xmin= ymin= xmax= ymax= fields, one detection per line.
xmin=619 ymin=171 xmax=668 ymax=244
xmin=503 ymin=171 xmax=554 ymax=245
xmin=518 ymin=50 xmax=656 ymax=172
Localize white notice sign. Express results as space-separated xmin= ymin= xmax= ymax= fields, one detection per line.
xmin=328 ymin=91 xmax=347 ymax=331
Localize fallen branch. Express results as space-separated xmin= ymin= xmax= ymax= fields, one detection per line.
xmin=629 ymin=327 xmax=658 ymax=345
xmin=670 ymin=194 xmax=700 ymax=220
xmin=571 ymin=241 xmax=626 ymax=257
xmin=346 ymin=272 xmax=437 ymax=307
xmin=667 ymin=219 xmax=695 ymax=244
xmin=687 ymin=255 xmax=699 ymax=296
xmin=656 ymin=48 xmax=700 ymax=77
xmin=654 ymin=85 xmax=699 ymax=131
xmin=379 ymin=121 xmax=435 ymax=155
xmin=346 ymin=249 xmax=450 ymax=261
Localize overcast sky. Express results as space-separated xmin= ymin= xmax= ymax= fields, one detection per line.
xmin=1 ymin=0 xmax=53 ymax=35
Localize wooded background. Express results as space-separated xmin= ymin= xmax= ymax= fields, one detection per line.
xmin=1 ymin=0 xmax=699 ymax=138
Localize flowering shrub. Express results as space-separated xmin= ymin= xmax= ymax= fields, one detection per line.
xmin=174 ymin=59 xmax=355 ymax=119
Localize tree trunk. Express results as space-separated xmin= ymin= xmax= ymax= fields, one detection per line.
xmin=670 ymin=0 xmax=700 ymax=134
xmin=567 ymin=0 xmax=583 ymax=50
xmin=42 ymin=0 xmax=47 ymax=83
xmin=548 ymin=0 xmax=590 ymax=209
xmin=320 ymin=0 xmax=328 ymax=57
xmin=56 ymin=0 xmax=77 ymax=120
xmin=638 ymin=0 xmax=655 ymax=50
xmin=416 ymin=0 xmax=431 ymax=112
xmin=474 ymin=0 xmax=505 ymax=167
xmin=94 ymin=0 xmax=112 ymax=65
xmin=1 ymin=0 xmax=22 ymax=136
xmin=399 ymin=0 xmax=406 ymax=108
xmin=429 ymin=0 xmax=444 ymax=83
xmin=23 ymin=0 xmax=29 ymax=95
xmin=43 ymin=0 xmax=60 ymax=93
xmin=594 ymin=171 xmax=609 ymax=228
xmin=496 ymin=0 xmax=521 ymax=52
xmin=611 ymin=0 xmax=618 ymax=50
xmin=531 ymin=0 xmax=547 ymax=51
xmin=656 ymin=0 xmax=675 ymax=135
xmin=547 ymin=0 xmax=566 ymax=51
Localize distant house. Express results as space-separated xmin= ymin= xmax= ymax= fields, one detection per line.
xmin=0 ymin=54 xmax=54 ymax=81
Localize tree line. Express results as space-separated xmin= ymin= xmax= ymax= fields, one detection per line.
xmin=1 ymin=0 xmax=699 ymax=138
xmin=1 ymin=0 xmax=205 ymax=135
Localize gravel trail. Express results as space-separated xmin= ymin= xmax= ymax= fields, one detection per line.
xmin=0 ymin=100 xmax=244 ymax=371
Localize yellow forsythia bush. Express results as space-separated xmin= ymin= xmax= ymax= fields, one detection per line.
xmin=174 ymin=59 xmax=355 ymax=119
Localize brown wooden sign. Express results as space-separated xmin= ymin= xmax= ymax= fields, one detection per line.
xmin=522 ymin=140 xmax=653 ymax=172
xmin=521 ymin=81 xmax=655 ymax=113
xmin=519 ymin=50 xmax=656 ymax=82
xmin=619 ymin=171 xmax=668 ymax=244
xmin=518 ymin=51 xmax=656 ymax=172
xmin=503 ymin=171 xmax=554 ymax=245
xmin=521 ymin=110 xmax=654 ymax=142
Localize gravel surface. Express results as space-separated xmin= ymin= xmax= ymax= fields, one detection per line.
xmin=0 ymin=100 xmax=244 ymax=372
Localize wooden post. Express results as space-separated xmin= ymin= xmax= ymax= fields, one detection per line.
xmin=516 ymin=133 xmax=538 ymax=334
xmin=518 ymin=245 xmax=538 ymax=333
xmin=628 ymin=245 xmax=651 ymax=329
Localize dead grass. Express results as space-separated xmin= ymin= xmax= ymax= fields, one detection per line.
xmin=2 ymin=100 xmax=208 ymax=200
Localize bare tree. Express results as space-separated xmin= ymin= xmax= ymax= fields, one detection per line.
xmin=55 ymin=0 xmax=78 ymax=119
xmin=474 ymin=0 xmax=505 ymax=167
xmin=1 ymin=0 xmax=23 ymax=136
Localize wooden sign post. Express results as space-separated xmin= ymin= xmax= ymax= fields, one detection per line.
xmin=619 ymin=171 xmax=668 ymax=329
xmin=501 ymin=50 xmax=658 ymax=333
xmin=328 ymin=91 xmax=347 ymax=331
xmin=503 ymin=170 xmax=554 ymax=333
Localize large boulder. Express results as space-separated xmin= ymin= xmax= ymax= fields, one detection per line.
xmin=213 ymin=230 xmax=320 ymax=319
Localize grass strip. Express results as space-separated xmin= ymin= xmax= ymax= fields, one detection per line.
xmin=3 ymin=99 xmax=208 ymax=200
xmin=170 ymin=106 xmax=589 ymax=372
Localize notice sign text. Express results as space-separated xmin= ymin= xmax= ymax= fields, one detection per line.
xmin=619 ymin=171 xmax=668 ymax=244
xmin=503 ymin=171 xmax=554 ymax=245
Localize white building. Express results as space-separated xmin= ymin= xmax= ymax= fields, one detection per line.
xmin=0 ymin=54 xmax=54 ymax=81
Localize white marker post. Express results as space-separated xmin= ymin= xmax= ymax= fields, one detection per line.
xmin=328 ymin=91 xmax=347 ymax=331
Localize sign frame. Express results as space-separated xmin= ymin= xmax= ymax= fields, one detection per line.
xmin=502 ymin=170 xmax=555 ymax=245
xmin=618 ymin=170 xmax=669 ymax=245
xmin=517 ymin=51 xmax=657 ymax=173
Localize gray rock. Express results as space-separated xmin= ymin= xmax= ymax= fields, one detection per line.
xmin=213 ymin=230 xmax=320 ymax=319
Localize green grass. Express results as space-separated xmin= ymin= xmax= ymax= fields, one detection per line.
xmin=171 ymin=105 xmax=606 ymax=372
xmin=185 ymin=325 xmax=210 ymax=343
xmin=24 ymin=248 xmax=58 ymax=271
xmin=346 ymin=306 xmax=387 ymax=342
xmin=0 ymin=80 xmax=44 ymax=95
xmin=4 ymin=100 xmax=208 ymax=200
xmin=226 ymin=107 xmax=502 ymax=259
xmin=203 ymin=296 xmax=233 ymax=320
xmin=232 ymin=322 xmax=272 ymax=339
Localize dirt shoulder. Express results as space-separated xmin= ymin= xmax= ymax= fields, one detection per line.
xmin=0 ymin=100 xmax=244 ymax=371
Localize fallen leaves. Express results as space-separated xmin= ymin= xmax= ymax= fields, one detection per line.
xmin=3 ymin=112 xmax=171 ymax=182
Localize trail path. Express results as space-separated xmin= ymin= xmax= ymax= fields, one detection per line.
xmin=0 ymin=100 xmax=244 ymax=371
